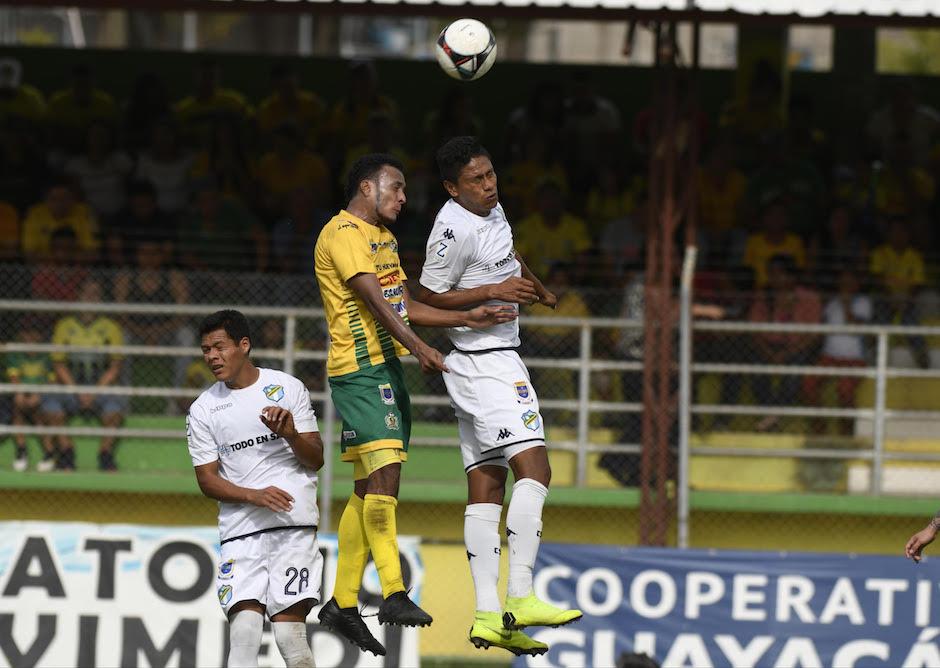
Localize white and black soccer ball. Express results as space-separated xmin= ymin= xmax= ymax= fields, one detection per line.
xmin=435 ymin=19 xmax=497 ymax=82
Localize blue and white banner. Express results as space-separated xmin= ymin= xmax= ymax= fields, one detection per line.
xmin=519 ymin=544 xmax=940 ymax=668
xmin=0 ymin=521 xmax=423 ymax=668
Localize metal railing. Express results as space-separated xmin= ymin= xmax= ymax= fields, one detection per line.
xmin=6 ymin=294 xmax=940 ymax=541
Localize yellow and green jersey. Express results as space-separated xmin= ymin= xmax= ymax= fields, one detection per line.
xmin=314 ymin=210 xmax=410 ymax=378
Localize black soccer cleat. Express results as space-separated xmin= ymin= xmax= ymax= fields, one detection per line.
xmin=317 ymin=598 xmax=386 ymax=656
xmin=377 ymin=591 xmax=433 ymax=627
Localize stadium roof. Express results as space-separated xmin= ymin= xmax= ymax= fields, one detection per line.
xmin=7 ymin=0 xmax=940 ymax=24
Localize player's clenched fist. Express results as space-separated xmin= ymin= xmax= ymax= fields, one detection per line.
xmin=250 ymin=486 xmax=295 ymax=512
xmin=260 ymin=406 xmax=298 ymax=439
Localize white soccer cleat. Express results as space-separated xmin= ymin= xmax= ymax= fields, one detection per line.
xmin=12 ymin=456 xmax=28 ymax=473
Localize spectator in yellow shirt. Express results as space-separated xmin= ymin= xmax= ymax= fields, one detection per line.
xmin=326 ymin=61 xmax=398 ymax=158
xmin=341 ymin=111 xmax=412 ymax=191
xmin=21 ymin=178 xmax=99 ymax=263
xmin=875 ymin=142 xmax=935 ymax=245
xmin=870 ymin=217 xmax=926 ymax=298
xmin=697 ymin=140 xmax=747 ymax=255
xmin=174 ymin=59 xmax=251 ymax=147
xmin=258 ymin=123 xmax=330 ymax=216
xmin=0 ymin=58 xmax=46 ymax=130
xmin=47 ymin=64 xmax=118 ymax=153
xmin=742 ymin=197 xmax=806 ymax=288
xmin=46 ymin=277 xmax=127 ymax=471
xmin=189 ymin=118 xmax=259 ymax=206
xmin=514 ymin=179 xmax=592 ymax=278
xmin=870 ymin=217 xmax=929 ymax=366
xmin=502 ymin=133 xmax=568 ymax=216
xmin=257 ymin=63 xmax=326 ymax=149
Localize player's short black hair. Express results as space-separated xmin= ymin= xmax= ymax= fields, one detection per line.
xmin=436 ymin=136 xmax=491 ymax=184
xmin=345 ymin=153 xmax=405 ymax=202
xmin=199 ymin=310 xmax=252 ymax=352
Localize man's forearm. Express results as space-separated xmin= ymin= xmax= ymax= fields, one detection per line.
xmin=364 ymin=296 xmax=427 ymax=353
xmin=410 ymin=283 xmax=490 ymax=310
xmin=406 ymin=297 xmax=469 ymax=328
xmin=197 ymin=473 xmax=256 ymax=505
xmin=286 ymin=433 xmax=324 ymax=470
xmin=517 ymin=253 xmax=548 ymax=295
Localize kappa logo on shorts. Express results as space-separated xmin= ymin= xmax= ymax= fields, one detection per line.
xmin=263 ymin=384 xmax=284 ymax=402
xmin=378 ymin=383 xmax=395 ymax=405
xmin=219 ymin=559 xmax=235 ymax=580
xmin=218 ymin=584 xmax=233 ymax=605
xmin=514 ymin=381 xmax=532 ymax=404
xmin=521 ymin=410 xmax=541 ymax=431
xmin=385 ymin=412 xmax=400 ymax=430
xmin=342 ymin=429 xmax=357 ymax=441
xmin=497 ymin=428 xmax=514 ymax=441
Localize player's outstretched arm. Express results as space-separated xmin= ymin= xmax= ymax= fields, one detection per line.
xmin=260 ymin=406 xmax=324 ymax=470
xmin=194 ymin=461 xmax=295 ymax=512
xmin=347 ymin=272 xmax=449 ymax=373
xmin=410 ymin=277 xmax=539 ymax=310
xmin=516 ymin=253 xmax=558 ymax=309
xmin=403 ymin=284 xmax=516 ymax=330
xmin=906 ymin=515 xmax=940 ymax=562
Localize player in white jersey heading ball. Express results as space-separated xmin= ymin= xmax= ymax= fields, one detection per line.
xmin=187 ymin=310 xmax=323 ymax=668
xmin=412 ymin=137 xmax=583 ymax=656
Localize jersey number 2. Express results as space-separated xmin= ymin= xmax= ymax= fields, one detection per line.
xmin=284 ymin=567 xmax=310 ymax=595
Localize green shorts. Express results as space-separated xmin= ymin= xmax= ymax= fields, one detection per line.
xmin=329 ymin=358 xmax=412 ymax=462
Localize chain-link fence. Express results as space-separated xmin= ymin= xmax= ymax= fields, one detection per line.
xmin=0 ymin=261 xmax=645 ymax=539
xmin=6 ymin=259 xmax=940 ymax=659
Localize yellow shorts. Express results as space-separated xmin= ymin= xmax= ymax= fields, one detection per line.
xmin=352 ymin=447 xmax=407 ymax=481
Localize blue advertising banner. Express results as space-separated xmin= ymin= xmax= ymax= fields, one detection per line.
xmin=517 ymin=544 xmax=940 ymax=668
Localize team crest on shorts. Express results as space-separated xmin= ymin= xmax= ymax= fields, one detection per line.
xmin=378 ymin=383 xmax=395 ymax=405
xmin=514 ymin=381 xmax=532 ymax=404
xmin=521 ymin=410 xmax=541 ymax=431
xmin=385 ymin=412 xmax=400 ymax=430
xmin=263 ymin=384 xmax=284 ymax=402
xmin=218 ymin=559 xmax=235 ymax=580
xmin=218 ymin=584 xmax=233 ymax=605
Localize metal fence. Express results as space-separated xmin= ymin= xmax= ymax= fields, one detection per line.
xmin=3 ymin=262 xmax=940 ymax=555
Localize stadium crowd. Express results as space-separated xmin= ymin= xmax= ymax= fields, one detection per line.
xmin=2 ymin=53 xmax=940 ymax=471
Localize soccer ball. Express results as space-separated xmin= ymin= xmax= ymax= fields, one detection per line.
xmin=435 ymin=19 xmax=497 ymax=82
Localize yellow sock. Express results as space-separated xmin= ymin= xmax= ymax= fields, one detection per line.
xmin=363 ymin=493 xmax=405 ymax=598
xmin=333 ymin=494 xmax=369 ymax=608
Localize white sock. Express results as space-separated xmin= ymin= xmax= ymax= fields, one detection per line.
xmin=506 ymin=478 xmax=548 ymax=599
xmin=465 ymin=503 xmax=503 ymax=613
xmin=228 ymin=610 xmax=263 ymax=668
xmin=273 ymin=621 xmax=315 ymax=668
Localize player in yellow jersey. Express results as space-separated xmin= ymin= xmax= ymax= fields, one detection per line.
xmin=315 ymin=153 xmax=516 ymax=656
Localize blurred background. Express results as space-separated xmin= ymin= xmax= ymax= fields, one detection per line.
xmin=2 ymin=1 xmax=940 ymax=666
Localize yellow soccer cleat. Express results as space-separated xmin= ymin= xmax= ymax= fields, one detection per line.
xmin=502 ymin=594 xmax=583 ymax=630
xmin=469 ymin=611 xmax=548 ymax=657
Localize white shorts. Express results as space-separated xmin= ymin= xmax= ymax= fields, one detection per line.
xmin=217 ymin=528 xmax=323 ymax=618
xmin=443 ymin=349 xmax=546 ymax=473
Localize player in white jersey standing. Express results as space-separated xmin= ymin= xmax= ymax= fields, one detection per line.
xmin=187 ymin=310 xmax=323 ymax=668
xmin=412 ymin=137 xmax=583 ymax=656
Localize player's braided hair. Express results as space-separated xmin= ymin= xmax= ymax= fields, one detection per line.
xmin=345 ymin=153 xmax=405 ymax=202
xmin=436 ymin=136 xmax=491 ymax=184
